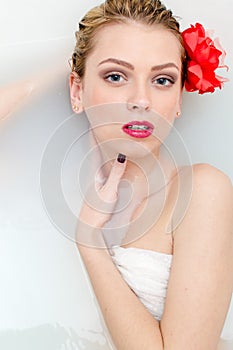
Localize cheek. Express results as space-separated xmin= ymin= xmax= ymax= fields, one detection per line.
xmin=83 ymin=86 xmax=113 ymax=107
xmin=82 ymin=86 xmax=98 ymax=106
xmin=82 ymin=73 xmax=114 ymax=107
xmin=153 ymin=100 xmax=178 ymax=122
xmin=92 ymin=125 xmax=119 ymax=139
xmin=82 ymin=75 xmax=125 ymax=107
xmin=152 ymin=94 xmax=180 ymax=120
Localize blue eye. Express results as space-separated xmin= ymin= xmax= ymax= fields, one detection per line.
xmin=155 ymin=77 xmax=174 ymax=86
xmin=104 ymin=73 xmax=125 ymax=83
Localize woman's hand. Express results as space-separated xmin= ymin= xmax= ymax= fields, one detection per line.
xmin=76 ymin=153 xmax=127 ymax=247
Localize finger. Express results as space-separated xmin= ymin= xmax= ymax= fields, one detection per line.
xmin=95 ymin=166 xmax=107 ymax=191
xmin=79 ymin=153 xmax=127 ymax=230
xmin=100 ymin=153 xmax=127 ymax=201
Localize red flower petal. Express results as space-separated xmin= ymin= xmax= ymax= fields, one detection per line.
xmin=182 ymin=23 xmax=228 ymax=94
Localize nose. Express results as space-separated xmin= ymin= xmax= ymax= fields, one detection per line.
xmin=127 ymin=81 xmax=151 ymax=112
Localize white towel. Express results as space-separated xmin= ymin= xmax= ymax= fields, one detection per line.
xmin=111 ymin=246 xmax=173 ymax=321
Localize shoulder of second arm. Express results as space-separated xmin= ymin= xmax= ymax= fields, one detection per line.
xmin=170 ymin=163 xmax=233 ymax=236
xmin=174 ymin=162 xmax=232 ymax=196
xmin=190 ymin=162 xmax=232 ymax=198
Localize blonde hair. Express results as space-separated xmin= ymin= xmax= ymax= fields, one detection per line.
xmin=71 ymin=0 xmax=187 ymax=86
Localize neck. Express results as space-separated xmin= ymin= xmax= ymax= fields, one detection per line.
xmin=100 ymin=149 xmax=172 ymax=200
xmin=103 ymin=149 xmax=158 ymax=179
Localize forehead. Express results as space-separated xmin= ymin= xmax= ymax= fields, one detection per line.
xmin=87 ymin=21 xmax=182 ymax=68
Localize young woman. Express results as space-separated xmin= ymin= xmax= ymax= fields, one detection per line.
xmin=69 ymin=0 xmax=233 ymax=348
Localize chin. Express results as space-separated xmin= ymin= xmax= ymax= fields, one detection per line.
xmin=97 ymin=137 xmax=160 ymax=161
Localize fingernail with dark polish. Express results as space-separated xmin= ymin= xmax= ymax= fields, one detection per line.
xmin=117 ymin=153 xmax=126 ymax=163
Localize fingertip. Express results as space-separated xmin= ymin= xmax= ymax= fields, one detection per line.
xmin=117 ymin=153 xmax=126 ymax=164
xmin=103 ymin=153 xmax=127 ymax=192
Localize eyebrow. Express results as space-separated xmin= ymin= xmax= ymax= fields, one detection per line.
xmin=98 ymin=58 xmax=179 ymax=72
xmin=98 ymin=58 xmax=134 ymax=70
xmin=151 ymin=62 xmax=179 ymax=72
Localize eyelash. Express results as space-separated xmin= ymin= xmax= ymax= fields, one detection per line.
xmin=103 ymin=72 xmax=127 ymax=84
xmin=154 ymin=77 xmax=175 ymax=86
xmin=103 ymin=72 xmax=175 ymax=87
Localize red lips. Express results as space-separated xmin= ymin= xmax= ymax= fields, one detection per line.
xmin=122 ymin=120 xmax=154 ymax=138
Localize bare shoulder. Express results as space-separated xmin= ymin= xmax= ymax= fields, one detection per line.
xmin=172 ymin=162 xmax=233 ymax=236
xmin=186 ymin=163 xmax=232 ymax=215
xmin=171 ymin=162 xmax=233 ymax=210
xmin=164 ymin=163 xmax=232 ymax=238
xmin=190 ymin=162 xmax=232 ymax=188
xmin=173 ymin=162 xmax=232 ymax=186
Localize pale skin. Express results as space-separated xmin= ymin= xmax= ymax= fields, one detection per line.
xmin=0 ymin=62 xmax=67 ymax=121
xmin=70 ymin=21 xmax=233 ymax=350
xmin=0 ymin=80 xmax=33 ymax=120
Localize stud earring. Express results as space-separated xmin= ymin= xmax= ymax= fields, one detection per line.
xmin=176 ymin=111 xmax=181 ymax=117
xmin=72 ymin=104 xmax=79 ymax=112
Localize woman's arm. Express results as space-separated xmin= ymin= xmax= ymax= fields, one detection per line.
xmin=76 ymin=155 xmax=164 ymax=350
xmin=0 ymin=80 xmax=33 ymax=120
xmin=78 ymin=244 xmax=164 ymax=350
xmin=160 ymin=164 xmax=233 ymax=349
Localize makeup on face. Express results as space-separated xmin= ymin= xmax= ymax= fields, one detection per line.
xmin=122 ymin=120 xmax=154 ymax=138
xmin=78 ymin=23 xmax=183 ymax=158
xmin=98 ymin=58 xmax=179 ymax=73
xmin=97 ymin=58 xmax=179 ymax=87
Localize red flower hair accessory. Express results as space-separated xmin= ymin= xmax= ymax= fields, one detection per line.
xmin=182 ymin=23 xmax=228 ymax=94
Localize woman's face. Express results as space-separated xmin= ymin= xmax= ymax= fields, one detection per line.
xmin=70 ymin=21 xmax=183 ymax=158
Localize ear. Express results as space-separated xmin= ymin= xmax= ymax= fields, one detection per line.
xmin=69 ymin=72 xmax=84 ymax=113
